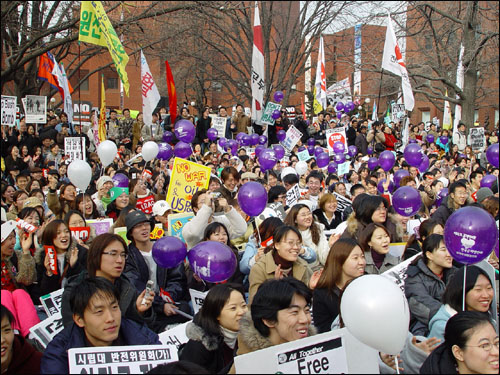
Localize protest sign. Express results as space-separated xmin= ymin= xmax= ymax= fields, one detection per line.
xmin=70 ymin=226 xmax=90 ymax=242
xmin=29 ymin=312 xmax=64 ymax=349
xmin=337 ymin=161 xmax=351 ymax=176
xmin=44 ymin=246 xmax=57 ymax=275
xmin=326 ymin=127 xmax=347 ymax=155
xmin=166 ymin=158 xmax=211 ymax=213
xmin=286 ymin=184 xmax=301 ymax=207
xmin=136 ymin=195 xmax=155 ymax=214
xmin=234 ymin=327 xmax=378 ymax=374
xmin=391 ymin=103 xmax=406 ymax=122
xmin=16 ymin=218 xmax=37 ymax=233
xmin=24 ymin=95 xmax=47 ymax=124
xmin=267 ymin=202 xmax=286 ymax=220
xmin=1 ymin=95 xmax=17 ymax=126
xmin=168 ymin=212 xmax=194 ymax=243
xmin=281 ymin=125 xmax=303 ymax=152
xmin=468 ymin=127 xmax=486 ymax=151
xmin=40 ymin=288 xmax=64 ymax=317
xmin=325 ymin=78 xmax=352 ymax=109
xmin=114 ymin=226 xmax=130 ymax=245
xmin=64 ymin=137 xmax=86 ymax=164
xmin=72 ymin=100 xmax=92 ymax=127
xmin=260 ymin=102 xmax=282 ymax=126
xmin=285 ymin=106 xmax=296 ymax=121
xmin=389 ymin=242 xmax=407 ymax=258
xmin=297 ymin=149 xmax=312 ymax=162
xmin=211 ymin=116 xmax=227 ymax=137
xmin=150 ymin=223 xmax=165 ymax=240
xmin=87 ymin=218 xmax=113 ymax=236
xmin=159 ymin=321 xmax=190 ymax=349
xmin=189 ymin=288 xmax=208 ymax=315
xmin=382 ymin=252 xmax=420 ymax=293
xmin=68 ymin=345 xmax=178 ymax=374
xmin=332 ymin=192 xmax=352 ymax=215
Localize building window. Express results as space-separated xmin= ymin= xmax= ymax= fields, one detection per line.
xmin=421 ymin=110 xmax=430 ymax=123
xmin=107 ymin=77 xmax=119 ymax=90
xmin=495 ymin=110 xmax=499 ymax=126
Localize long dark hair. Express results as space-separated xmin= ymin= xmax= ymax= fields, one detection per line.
xmin=404 ymin=218 xmax=442 ymax=253
xmin=354 ymin=195 xmax=388 ymax=226
xmin=74 ymin=193 xmax=99 ymax=219
xmin=284 ymin=204 xmax=320 ymax=245
xmin=255 ymin=217 xmax=283 ymax=253
xmin=420 ymin=234 xmax=444 ymax=266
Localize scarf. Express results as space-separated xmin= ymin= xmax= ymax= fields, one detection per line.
xmin=220 ymin=326 xmax=238 ymax=349
xmin=371 ymin=249 xmax=386 ymax=270
xmin=272 ymin=249 xmax=293 ymax=273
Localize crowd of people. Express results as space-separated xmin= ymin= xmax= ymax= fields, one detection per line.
xmin=1 ymin=103 xmax=498 ymax=374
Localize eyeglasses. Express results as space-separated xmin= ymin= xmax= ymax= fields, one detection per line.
xmin=375 ymin=206 xmax=387 ymax=212
xmin=277 ymin=195 xmax=287 ymax=199
xmin=465 ymin=341 xmax=499 ymax=352
xmin=102 ymin=251 xmax=128 ymax=260
xmin=283 ymin=240 xmax=302 ymax=248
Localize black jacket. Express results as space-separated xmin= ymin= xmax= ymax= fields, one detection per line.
xmin=196 ymin=116 xmax=212 ymax=145
xmin=346 ymin=125 xmax=357 ymax=146
xmin=312 ymin=287 xmax=341 ymax=333
xmin=419 ymin=343 xmax=458 ymax=374
xmin=355 ymin=132 xmax=368 ymax=155
xmin=313 ymin=208 xmax=342 ymax=231
xmin=431 ymin=196 xmax=466 ymax=226
xmin=293 ymin=118 xmax=309 ymax=142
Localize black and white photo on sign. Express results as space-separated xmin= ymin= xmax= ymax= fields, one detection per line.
xmin=1 ymin=95 xmax=17 ymax=127
xmin=65 ymin=137 xmax=86 ymax=164
xmin=326 ymin=77 xmax=352 ymax=108
xmin=24 ymin=95 xmax=47 ymax=124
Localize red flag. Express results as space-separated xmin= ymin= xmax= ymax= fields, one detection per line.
xmin=38 ymin=52 xmax=63 ymax=97
xmin=165 ymin=60 xmax=177 ymax=122
xmin=301 ymin=97 xmax=305 ymax=117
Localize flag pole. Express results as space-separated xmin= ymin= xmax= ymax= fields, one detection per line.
xmin=376 ymin=69 xmax=384 ymax=121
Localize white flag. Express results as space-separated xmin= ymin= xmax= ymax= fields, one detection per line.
xmin=251 ymin=1 xmax=265 ymax=124
xmin=381 ymin=14 xmax=414 ymax=111
xmin=443 ymin=89 xmax=452 ymax=130
xmin=314 ymin=35 xmax=327 ymax=112
xmin=453 ymin=44 xmax=464 ymax=135
xmin=140 ymin=50 xmax=160 ymax=129
xmin=51 ymin=61 xmax=74 ymax=126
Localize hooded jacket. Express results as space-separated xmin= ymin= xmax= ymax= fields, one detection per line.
xmin=3 ymin=335 xmax=42 ymax=375
xmin=40 ymin=318 xmax=161 ymax=374
xmin=341 ymin=212 xmax=404 ymax=243
xmin=404 ymin=258 xmax=457 ymax=336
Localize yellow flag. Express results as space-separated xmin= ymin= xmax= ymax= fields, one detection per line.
xmin=98 ymin=75 xmax=106 ymax=142
xmin=313 ymin=87 xmax=323 ymax=114
xmin=79 ymin=1 xmax=130 ymax=96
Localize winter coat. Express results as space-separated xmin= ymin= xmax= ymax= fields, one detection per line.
xmin=216 ymin=184 xmax=239 ymax=207
xmin=1 ymin=250 xmax=36 ymax=291
xmin=346 ymin=126 xmax=357 ymax=146
xmin=179 ymin=320 xmax=236 ymax=374
xmin=312 ymin=286 xmax=341 ymax=333
xmin=248 ymin=250 xmax=312 ymax=304
xmin=452 ymin=130 xmax=467 ymax=152
xmin=419 ymin=343 xmax=458 ymax=374
xmin=232 ymin=113 xmax=251 ymax=134
xmin=46 ymin=190 xmax=73 ymax=220
xmin=313 ymin=208 xmax=342 ymax=232
xmin=61 ymin=271 xmax=154 ymax=328
xmin=383 ymin=132 xmax=398 ymax=151
xmin=428 ymin=304 xmax=456 ymax=342
xmin=364 ymin=249 xmax=401 ymax=275
xmin=404 ymin=258 xmax=457 ymax=336
xmin=299 ymin=226 xmax=326 ymax=269
xmin=378 ymin=332 xmax=431 ymax=375
xmin=293 ymin=118 xmax=309 ymax=143
xmin=4 ymin=335 xmax=42 ymax=375
xmin=40 ymin=318 xmax=161 ymax=374
xmin=355 ymin=132 xmax=368 ymax=155
xmin=195 ymin=116 xmax=212 ymax=145
xmin=431 ymin=195 xmax=466 ymax=226
xmin=341 ymin=212 xmax=403 ymax=243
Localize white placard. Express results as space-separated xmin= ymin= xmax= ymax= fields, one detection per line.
xmin=211 ymin=116 xmax=227 ymax=138
xmin=388 ymin=242 xmax=406 ymax=258
xmin=64 ymin=137 xmax=86 ymax=164
xmin=189 ymin=288 xmax=208 ymax=315
xmin=29 ymin=312 xmax=64 ymax=349
xmin=1 ymin=95 xmax=17 ymax=126
xmin=159 ymin=321 xmax=190 ymax=349
xmin=281 ymin=125 xmax=303 ymax=151
xmin=468 ymin=127 xmax=486 ymax=151
xmin=325 ymin=78 xmax=352 ymax=109
xmin=325 ymin=128 xmax=347 ymax=155
xmin=382 ymin=252 xmax=420 ymax=293
xmin=234 ymin=328 xmax=378 ymax=374
xmin=286 ymin=184 xmax=301 ymax=207
xmin=337 ymin=161 xmax=351 ymax=176
xmin=24 ymin=95 xmax=47 ymax=124
xmin=68 ymin=345 xmax=178 ymax=374
xmin=391 ymin=103 xmax=406 ymax=122
xmin=40 ymin=288 xmax=64 ymax=317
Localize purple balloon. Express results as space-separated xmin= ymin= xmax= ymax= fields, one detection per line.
xmin=409 ymin=139 xmax=417 ymax=144
xmin=377 ymin=179 xmax=395 ymax=194
xmin=435 ymin=188 xmax=448 ymax=207
xmin=327 ymin=162 xmax=338 ymax=174
xmin=242 ymin=134 xmax=252 ymax=146
xmin=495 ymin=240 xmax=499 ymax=258
xmin=272 ymin=109 xmax=281 ymax=120
xmin=444 ymin=206 xmax=498 ymax=265
xmin=237 ymin=181 xmax=268 ymax=217
xmin=227 ymin=139 xmax=237 ymax=151
xmin=426 ymin=134 xmax=435 ymax=144
xmin=394 ymin=169 xmax=410 ymax=187
xmin=392 ymin=186 xmax=422 ymax=217
xmin=336 ymin=102 xmax=345 ymax=112
xmin=337 ymin=112 xmax=343 ymax=120
xmin=418 ymin=154 xmax=430 ymax=173
xmin=112 ymin=173 xmax=129 ymax=188
xmin=207 ymin=128 xmax=218 ymax=141
xmin=236 ymin=132 xmax=246 ymax=142
xmin=174 ymin=141 xmax=192 ymax=159
xmin=307 ymin=138 xmax=316 ymax=147
xmin=162 ymin=131 xmax=174 ymax=143
xmin=188 ymin=241 xmax=237 ymax=283
xmin=157 ymin=142 xmax=173 ymax=161
xmin=314 ymin=147 xmax=324 ymax=157
xmin=250 ymin=133 xmax=260 ymax=146
xmin=379 ymin=150 xmax=396 ymax=172
xmin=439 ymin=136 xmax=449 ymax=145
xmin=316 ymin=152 xmax=330 ymax=168
xmin=218 ymin=137 xmax=227 ymax=148
xmin=404 ymin=144 xmax=424 ymax=167
xmin=258 ymin=149 xmax=277 ymax=171
xmin=333 ymin=141 xmax=345 ymax=154
xmin=307 ymin=145 xmax=315 ymax=156
xmin=273 ymin=144 xmax=285 ymax=159
xmin=367 ymin=146 xmax=374 ymax=155
xmin=486 ymin=143 xmax=499 ymax=168
xmin=277 ymin=130 xmax=286 ymax=142
xmin=348 ymin=145 xmax=358 ymax=157
xmin=334 ymin=153 xmax=346 ymax=164
xmin=152 ymin=236 xmax=187 ymax=269
xmin=345 ymin=102 xmax=355 ymax=112
xmin=274 ymin=91 xmax=284 ymax=103
xmin=174 ymin=119 xmax=196 ymax=143
xmin=480 ymin=174 xmax=497 ymax=189
xmin=255 ymin=145 xmax=265 ymax=157
xmin=258 ymin=135 xmax=267 ymax=145
xmin=367 ymin=157 xmax=379 ymax=170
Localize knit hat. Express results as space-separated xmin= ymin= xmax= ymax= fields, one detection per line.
xmin=125 ymin=210 xmax=154 ymax=240
xmin=97 ymin=176 xmax=113 ymax=191
xmin=476 ymin=187 xmax=493 ymax=203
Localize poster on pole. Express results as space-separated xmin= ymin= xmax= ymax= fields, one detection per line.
xmin=24 ymin=95 xmax=47 ymax=124
xmin=72 ymin=100 xmax=92 ymax=127
xmin=326 ymin=78 xmax=352 ymax=109
xmin=64 ymin=137 xmax=86 ymax=164
xmin=468 ymin=127 xmax=486 ymax=152
xmin=1 ymin=95 xmax=17 ymax=126
xmin=260 ymin=102 xmax=282 ymax=126
xmin=281 ymin=125 xmax=303 ymax=152
xmin=391 ymin=103 xmax=406 ymax=123
xmin=211 ymin=116 xmax=227 ymax=138
xmin=326 ymin=127 xmax=347 ymax=155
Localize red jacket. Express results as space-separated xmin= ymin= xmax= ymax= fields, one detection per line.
xmin=4 ymin=335 xmax=42 ymax=375
xmin=384 ymin=133 xmax=398 ymax=151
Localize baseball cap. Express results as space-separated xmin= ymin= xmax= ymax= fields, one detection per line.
xmin=152 ymin=201 xmax=172 ymax=217
xmin=1 ymin=221 xmax=17 ymax=243
xmin=23 ymin=197 xmax=43 ymax=209
xmin=125 ymin=211 xmax=154 ymax=240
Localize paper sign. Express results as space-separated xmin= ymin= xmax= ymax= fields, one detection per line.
xmin=159 ymin=322 xmax=190 ymax=349
xmin=189 ymin=288 xmax=208 ymax=315
xmin=44 ymin=246 xmax=58 ymax=275
xmin=260 ymin=102 xmax=282 ymax=126
xmin=64 ymin=137 xmax=86 ymax=164
xmin=24 ymin=95 xmax=47 ymax=124
xmin=211 ymin=116 xmax=227 ymax=137
xmin=281 ymin=125 xmax=303 ymax=151
xmin=86 ymin=218 xmax=113 ymax=236
xmin=68 ymin=345 xmax=178 ymax=374
xmin=141 ymin=169 xmax=153 ymax=181
xmin=136 ymin=195 xmax=155 ymax=214
xmin=166 ymin=158 xmax=211 ymax=213
xmin=150 ymin=224 xmax=165 ymax=240
xmin=326 ymin=128 xmax=347 ymax=155
xmin=1 ymin=95 xmax=17 ymax=126
xmin=267 ymin=202 xmax=286 ymax=221
xmin=332 ymin=192 xmax=352 ymax=215
xmin=337 ymin=161 xmax=351 ymax=176
xmin=16 ymin=218 xmax=37 ymax=233
xmin=391 ymin=103 xmax=406 ymax=122
xmin=389 ymin=242 xmax=407 ymax=258
xmin=114 ymin=226 xmax=130 ymax=245
xmin=72 ymin=100 xmax=92 ymax=127
xmin=286 ymin=184 xmax=301 ymax=207
xmin=167 ymin=212 xmax=194 ymax=244
xmin=70 ymin=226 xmax=90 ymax=242
xmin=40 ymin=288 xmax=64 ymax=317
xmin=326 ymin=78 xmax=352 ymax=109
xmin=159 ymin=288 xmax=175 ymax=304
xmin=29 ymin=312 xmax=63 ymax=349
xmin=468 ymin=127 xmax=486 ymax=151
xmin=382 ymin=252 xmax=420 ymax=293
xmin=297 ymin=149 xmax=312 ymax=162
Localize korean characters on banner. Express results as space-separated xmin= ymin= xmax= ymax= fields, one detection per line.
xmin=40 ymin=288 xmax=64 ymax=317
xmin=326 ymin=128 xmax=347 ymax=156
xmin=189 ymin=288 xmax=208 ymax=315
xmin=211 ymin=116 xmax=228 ymax=138
xmin=64 ymin=137 xmax=86 ymax=164
xmin=29 ymin=313 xmax=64 ymax=349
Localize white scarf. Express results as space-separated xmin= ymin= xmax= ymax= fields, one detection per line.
xmin=220 ymin=326 xmax=238 ymax=349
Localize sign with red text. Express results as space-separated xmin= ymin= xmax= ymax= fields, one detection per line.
xmin=44 ymin=246 xmax=57 ymax=275
xmin=70 ymin=226 xmax=90 ymax=242
xmin=136 ymin=195 xmax=155 ymax=214
xmin=326 ymin=127 xmax=347 ymax=155
xmin=166 ymin=158 xmax=211 ymax=213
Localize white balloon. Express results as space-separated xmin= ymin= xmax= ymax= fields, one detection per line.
xmin=340 ymin=275 xmax=410 ymax=355
xmin=142 ymin=141 xmax=159 ymax=162
xmin=281 ymin=167 xmax=297 ymax=180
xmin=295 ymin=161 xmax=308 ymax=176
xmin=67 ymin=159 xmax=92 ymax=192
xmin=96 ymin=140 xmax=117 ymax=167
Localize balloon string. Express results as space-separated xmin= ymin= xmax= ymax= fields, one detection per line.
xmin=462 ymin=264 xmax=467 ymax=311
xmin=395 ymin=357 xmax=400 ymax=374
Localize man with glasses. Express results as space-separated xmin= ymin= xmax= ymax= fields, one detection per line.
xmin=431 ymin=181 xmax=469 ymax=225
